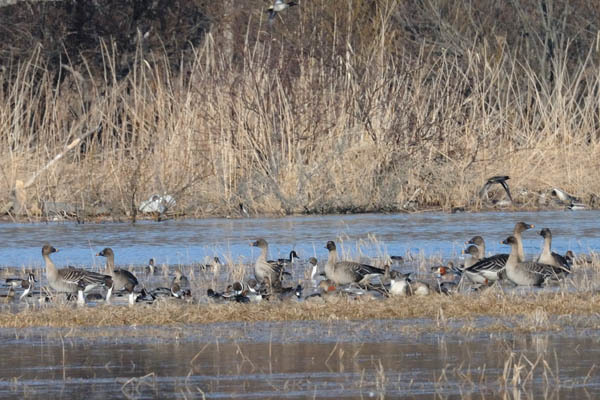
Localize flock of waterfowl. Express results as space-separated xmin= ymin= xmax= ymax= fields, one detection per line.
xmin=0 ymin=221 xmax=582 ymax=307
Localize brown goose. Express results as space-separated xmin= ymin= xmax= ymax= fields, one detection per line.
xmin=251 ymin=239 xmax=288 ymax=284
xmin=42 ymin=244 xmax=112 ymax=298
xmin=502 ymin=236 xmax=568 ymax=286
xmin=537 ymin=228 xmax=571 ymax=272
xmin=463 ymin=222 xmax=534 ymax=284
xmin=324 ymin=241 xmax=386 ymax=285
xmin=97 ymin=248 xmax=139 ymax=305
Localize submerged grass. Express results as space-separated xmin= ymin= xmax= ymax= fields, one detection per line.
xmin=1 ymin=290 xmax=599 ymax=329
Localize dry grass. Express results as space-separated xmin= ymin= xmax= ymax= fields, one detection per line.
xmin=2 ymin=290 xmax=599 ymax=329
xmin=1 ymin=1 xmax=600 ymax=219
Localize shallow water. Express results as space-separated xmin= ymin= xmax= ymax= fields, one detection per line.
xmin=1 ymin=210 xmax=598 ymax=268
xmin=0 ymin=320 xmax=599 ymax=399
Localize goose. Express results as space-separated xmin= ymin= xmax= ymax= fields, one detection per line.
xmin=97 ymin=248 xmax=139 ymax=305
xmin=502 ymin=236 xmax=569 ymax=286
xmin=324 ymin=241 xmax=386 ymax=285
xmin=537 ymin=228 xmax=571 ymax=272
xmin=465 ymin=236 xmax=486 ymax=259
xmin=462 ymin=222 xmax=534 ymax=284
xmin=266 ymin=0 xmax=297 ymax=21
xmin=251 ymin=239 xmax=288 ymax=284
xmin=463 ymin=245 xmax=481 ymax=269
xmin=42 ymin=244 xmax=112 ymax=298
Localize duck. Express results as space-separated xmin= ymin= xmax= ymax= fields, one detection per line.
xmin=388 ymin=271 xmax=411 ymax=296
xmin=537 ymin=228 xmax=571 ymax=272
xmin=479 ymin=175 xmax=513 ymax=203
xmin=502 ymin=236 xmax=568 ymax=286
xmin=171 ymin=281 xmax=192 ymax=299
xmin=308 ymin=257 xmax=319 ymax=286
xmin=462 ymin=222 xmax=534 ymax=284
xmin=97 ymin=248 xmax=139 ymax=305
xmin=19 ymin=273 xmax=36 ymax=300
xmin=5 ymin=272 xmax=36 ymax=289
xmin=324 ymin=241 xmax=386 ymax=285
xmin=266 ymin=0 xmax=298 ymax=21
xmin=305 ymin=279 xmax=339 ymax=301
xmin=251 ymin=239 xmax=288 ymax=284
xmin=146 ymin=258 xmax=156 ymax=275
xmin=172 ymin=270 xmax=190 ymax=289
xmin=278 ymin=250 xmax=300 ymax=266
xmin=201 ymin=257 xmax=221 ymax=269
xmin=42 ymin=244 xmax=113 ymax=299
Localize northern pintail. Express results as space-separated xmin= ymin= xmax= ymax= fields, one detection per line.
xmin=146 ymin=258 xmax=156 ymax=275
xmin=308 ymin=257 xmax=319 ymax=286
xmin=97 ymin=248 xmax=139 ymax=305
xmin=502 ymin=236 xmax=568 ymax=286
xmin=42 ymin=244 xmax=113 ymax=298
xmin=324 ymin=241 xmax=386 ymax=285
xmin=19 ymin=273 xmax=36 ymax=300
xmin=266 ymin=0 xmax=298 ymax=21
xmin=278 ymin=250 xmax=300 ymax=265
xmin=251 ymin=239 xmax=288 ymax=284
xmin=479 ymin=175 xmax=513 ymax=203
xmin=537 ymin=228 xmax=571 ymax=272
xmin=389 ymin=271 xmax=411 ymax=296
xmin=462 ymin=222 xmax=534 ymax=284
xmin=201 ymin=257 xmax=221 ymax=269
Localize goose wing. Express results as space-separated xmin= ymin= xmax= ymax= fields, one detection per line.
xmin=59 ymin=267 xmax=111 ymax=287
xmin=521 ymin=261 xmax=568 ymax=279
xmin=551 ymin=252 xmax=571 ymax=272
xmin=336 ymin=261 xmax=385 ymax=280
xmin=465 ymin=254 xmax=508 ymax=273
xmin=117 ymin=269 xmax=139 ymax=285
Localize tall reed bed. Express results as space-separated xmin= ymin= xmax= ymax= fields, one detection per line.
xmin=1 ymin=0 xmax=599 ymax=219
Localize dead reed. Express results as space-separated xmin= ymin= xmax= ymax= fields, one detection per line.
xmin=1 ymin=1 xmax=600 ymax=220
xmin=2 ymin=290 xmax=599 ymax=329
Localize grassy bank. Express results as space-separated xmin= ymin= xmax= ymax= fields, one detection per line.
xmin=1 ymin=1 xmax=600 ymax=220
xmin=2 ymin=290 xmax=599 ymax=329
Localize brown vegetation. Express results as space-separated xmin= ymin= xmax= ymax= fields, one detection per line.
xmin=1 ymin=0 xmax=600 ymax=219
xmin=1 ymin=290 xmax=599 ymax=329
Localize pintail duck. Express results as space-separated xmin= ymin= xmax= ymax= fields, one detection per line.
xmin=389 ymin=271 xmax=431 ymax=296
xmin=502 ymin=236 xmax=568 ymax=286
xmin=308 ymin=257 xmax=319 ymax=286
xmin=171 ymin=281 xmax=192 ymax=299
xmin=537 ymin=228 xmax=571 ymax=272
xmin=462 ymin=222 xmax=534 ymax=284
xmin=172 ymin=270 xmax=189 ymax=289
xmin=97 ymin=248 xmax=139 ymax=305
xmin=266 ymin=0 xmax=297 ymax=21
xmin=200 ymin=257 xmax=221 ymax=269
xmin=479 ymin=175 xmax=513 ymax=204
xmin=251 ymin=239 xmax=288 ymax=284
xmin=42 ymin=244 xmax=113 ymax=298
xmin=278 ymin=250 xmax=300 ymax=265
xmin=324 ymin=241 xmax=386 ymax=285
xmin=19 ymin=273 xmax=36 ymax=300
xmin=146 ymin=258 xmax=156 ymax=275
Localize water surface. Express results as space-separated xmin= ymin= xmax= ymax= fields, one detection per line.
xmin=0 ymin=210 xmax=598 ymax=267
